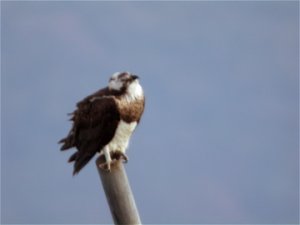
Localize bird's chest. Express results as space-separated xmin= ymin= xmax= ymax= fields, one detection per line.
xmin=116 ymin=98 xmax=143 ymax=123
xmin=108 ymin=120 xmax=137 ymax=152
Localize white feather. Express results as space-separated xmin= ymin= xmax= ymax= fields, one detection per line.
xmin=108 ymin=75 xmax=123 ymax=90
xmin=107 ymin=120 xmax=137 ymax=153
xmin=125 ymin=80 xmax=143 ymax=102
xmin=104 ymin=72 xmax=143 ymax=154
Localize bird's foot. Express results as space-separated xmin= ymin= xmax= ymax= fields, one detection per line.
xmin=98 ymin=151 xmax=128 ymax=172
xmin=112 ymin=151 xmax=129 ymax=163
xmin=98 ymin=159 xmax=113 ymax=172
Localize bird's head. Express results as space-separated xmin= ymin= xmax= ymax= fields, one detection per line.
xmin=108 ymin=71 xmax=143 ymax=99
xmin=108 ymin=72 xmax=139 ymax=91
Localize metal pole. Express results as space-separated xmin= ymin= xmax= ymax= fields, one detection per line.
xmin=96 ymin=156 xmax=142 ymax=225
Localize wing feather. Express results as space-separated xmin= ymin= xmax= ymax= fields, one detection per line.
xmin=59 ymin=90 xmax=120 ymax=175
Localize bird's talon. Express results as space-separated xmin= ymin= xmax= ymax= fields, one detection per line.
xmin=122 ymin=156 xmax=129 ymax=163
xmin=112 ymin=151 xmax=129 ymax=163
xmin=119 ymin=155 xmax=128 ymax=163
xmin=99 ymin=161 xmax=112 ymax=172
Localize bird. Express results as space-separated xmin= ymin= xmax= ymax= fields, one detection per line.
xmin=59 ymin=72 xmax=145 ymax=175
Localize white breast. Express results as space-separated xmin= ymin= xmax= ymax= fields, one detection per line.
xmin=107 ymin=120 xmax=137 ymax=153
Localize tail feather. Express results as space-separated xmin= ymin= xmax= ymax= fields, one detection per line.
xmin=58 ymin=135 xmax=75 ymax=151
xmin=73 ymin=152 xmax=95 ymax=175
xmin=68 ymin=152 xmax=78 ymax=163
xmin=59 ymin=130 xmax=97 ymax=175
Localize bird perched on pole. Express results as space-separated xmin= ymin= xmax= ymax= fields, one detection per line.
xmin=59 ymin=72 xmax=145 ymax=175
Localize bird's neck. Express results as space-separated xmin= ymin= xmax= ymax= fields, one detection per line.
xmin=124 ymin=81 xmax=144 ymax=103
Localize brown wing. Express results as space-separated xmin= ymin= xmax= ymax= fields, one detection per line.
xmin=59 ymin=91 xmax=120 ymax=175
xmin=59 ymin=87 xmax=111 ymax=150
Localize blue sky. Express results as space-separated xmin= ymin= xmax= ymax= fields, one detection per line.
xmin=1 ymin=1 xmax=299 ymax=224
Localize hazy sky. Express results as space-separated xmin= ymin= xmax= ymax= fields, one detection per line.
xmin=1 ymin=1 xmax=299 ymax=224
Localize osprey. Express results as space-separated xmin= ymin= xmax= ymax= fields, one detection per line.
xmin=59 ymin=72 xmax=145 ymax=175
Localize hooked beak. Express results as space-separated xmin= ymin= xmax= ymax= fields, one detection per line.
xmin=131 ymin=75 xmax=139 ymax=80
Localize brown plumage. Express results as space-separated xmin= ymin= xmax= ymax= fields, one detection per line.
xmin=59 ymin=72 xmax=145 ymax=175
